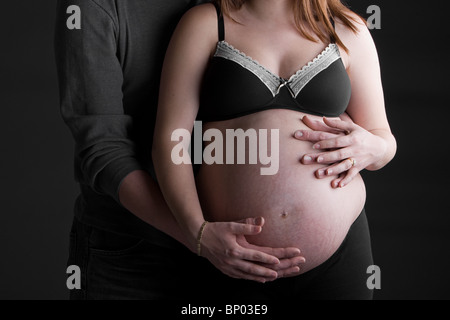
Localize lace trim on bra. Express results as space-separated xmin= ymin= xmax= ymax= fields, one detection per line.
xmin=214 ymin=41 xmax=342 ymax=98
xmin=215 ymin=41 xmax=281 ymax=96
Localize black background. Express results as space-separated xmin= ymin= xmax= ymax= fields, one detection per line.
xmin=0 ymin=0 xmax=449 ymax=300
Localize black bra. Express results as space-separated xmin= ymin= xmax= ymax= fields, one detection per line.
xmin=197 ymin=4 xmax=351 ymax=122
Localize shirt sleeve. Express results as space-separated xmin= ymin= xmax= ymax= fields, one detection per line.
xmin=54 ymin=0 xmax=144 ymax=203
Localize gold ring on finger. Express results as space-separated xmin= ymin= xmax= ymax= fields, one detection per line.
xmin=348 ymin=158 xmax=356 ymax=167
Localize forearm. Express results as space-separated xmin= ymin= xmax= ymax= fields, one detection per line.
xmin=152 ymin=143 xmax=205 ymax=244
xmin=366 ymin=129 xmax=397 ymax=171
xmin=118 ymin=170 xmax=195 ymax=252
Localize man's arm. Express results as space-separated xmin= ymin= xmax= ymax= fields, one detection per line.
xmin=55 ymin=0 xmax=142 ymax=201
xmin=118 ymin=170 xmax=194 ymax=250
xmin=55 ymin=0 xmax=192 ymax=246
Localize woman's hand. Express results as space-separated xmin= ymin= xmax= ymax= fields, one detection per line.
xmin=294 ymin=115 xmax=387 ymax=188
xmin=199 ymin=218 xmax=306 ymax=283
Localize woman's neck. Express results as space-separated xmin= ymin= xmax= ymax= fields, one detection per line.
xmin=243 ymin=0 xmax=295 ymax=22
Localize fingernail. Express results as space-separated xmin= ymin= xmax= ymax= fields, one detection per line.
xmin=295 ymin=131 xmax=303 ymax=138
xmin=317 ymin=170 xmax=324 ymax=176
xmin=317 ymin=156 xmax=323 ymax=163
xmin=313 ymin=144 xmax=320 ymax=149
xmin=326 ymin=169 xmax=333 ymax=175
xmin=254 ymin=217 xmax=263 ymax=225
xmin=303 ymin=156 xmax=312 ymax=162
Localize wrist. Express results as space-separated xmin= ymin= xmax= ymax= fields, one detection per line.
xmin=196 ymin=221 xmax=209 ymax=256
xmin=181 ymin=216 xmax=207 ymax=249
xmin=366 ymin=131 xmax=393 ymax=171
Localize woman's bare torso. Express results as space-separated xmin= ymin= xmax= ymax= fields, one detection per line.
xmin=196 ymin=109 xmax=366 ymax=273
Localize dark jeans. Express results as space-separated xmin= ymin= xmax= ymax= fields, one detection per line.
xmin=67 ymin=217 xmax=205 ymax=300
xmin=67 ymin=209 xmax=373 ymax=300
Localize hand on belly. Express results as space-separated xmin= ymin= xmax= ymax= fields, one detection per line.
xmin=196 ymin=109 xmax=366 ymax=273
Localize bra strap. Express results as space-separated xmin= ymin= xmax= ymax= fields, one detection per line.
xmin=213 ymin=2 xmax=225 ymax=41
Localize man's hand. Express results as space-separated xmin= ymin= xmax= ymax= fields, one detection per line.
xmin=200 ymin=217 xmax=305 ymax=283
xmin=237 ymin=217 xmax=305 ymax=279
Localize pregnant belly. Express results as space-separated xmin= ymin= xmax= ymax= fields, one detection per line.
xmin=196 ymin=109 xmax=366 ymax=273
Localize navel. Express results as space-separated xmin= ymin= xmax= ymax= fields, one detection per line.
xmin=280 ymin=211 xmax=289 ymax=219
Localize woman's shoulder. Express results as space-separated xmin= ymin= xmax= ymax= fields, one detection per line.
xmin=335 ymin=10 xmax=376 ymax=55
xmin=166 ymin=3 xmax=219 ymax=59
xmin=179 ymin=3 xmax=219 ymax=31
xmin=171 ymin=3 xmax=219 ymax=45
xmin=334 ymin=10 xmax=370 ymax=40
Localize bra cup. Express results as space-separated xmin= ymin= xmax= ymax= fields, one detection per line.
xmin=198 ymin=55 xmax=351 ymax=121
xmin=199 ymin=59 xmax=274 ymax=121
xmin=296 ymin=61 xmax=351 ymax=117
